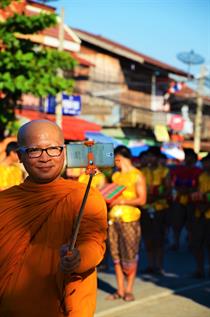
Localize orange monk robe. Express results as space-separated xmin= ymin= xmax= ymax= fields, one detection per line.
xmin=0 ymin=177 xmax=107 ymax=317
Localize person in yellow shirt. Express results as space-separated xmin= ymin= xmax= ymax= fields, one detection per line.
xmin=190 ymin=153 xmax=210 ymax=278
xmin=0 ymin=141 xmax=24 ymax=190
xmin=107 ymin=145 xmax=146 ymax=302
xmin=169 ymin=148 xmax=202 ymax=251
xmin=0 ymin=136 xmax=17 ymax=161
xmin=78 ymin=168 xmax=106 ymax=190
xmin=141 ymin=147 xmax=171 ymax=275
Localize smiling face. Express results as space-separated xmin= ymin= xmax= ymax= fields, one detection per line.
xmin=18 ymin=120 xmax=65 ymax=184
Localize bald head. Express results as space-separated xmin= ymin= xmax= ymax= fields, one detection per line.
xmin=17 ymin=120 xmax=65 ymax=184
xmin=17 ymin=120 xmax=64 ymax=147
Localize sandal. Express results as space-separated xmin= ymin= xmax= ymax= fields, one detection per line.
xmin=123 ymin=292 xmax=135 ymax=302
xmin=106 ymin=291 xmax=124 ymax=300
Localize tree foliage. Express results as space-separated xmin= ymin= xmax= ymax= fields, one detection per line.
xmin=0 ymin=0 xmax=76 ymax=137
xmin=0 ymin=0 xmax=17 ymax=9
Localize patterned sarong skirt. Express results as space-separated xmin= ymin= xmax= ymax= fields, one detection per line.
xmin=108 ymin=220 xmax=141 ymax=275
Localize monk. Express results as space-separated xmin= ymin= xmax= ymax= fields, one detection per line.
xmin=0 ymin=120 xmax=107 ymax=317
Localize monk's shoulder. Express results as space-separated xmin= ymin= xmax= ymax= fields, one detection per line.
xmin=64 ymin=179 xmax=106 ymax=209
xmin=64 ymin=178 xmax=101 ymax=196
xmin=63 ymin=178 xmax=88 ymax=193
xmin=0 ymin=185 xmax=20 ymax=197
xmin=0 ymin=186 xmax=24 ymax=213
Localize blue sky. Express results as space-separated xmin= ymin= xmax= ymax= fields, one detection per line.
xmin=53 ymin=0 xmax=210 ymax=78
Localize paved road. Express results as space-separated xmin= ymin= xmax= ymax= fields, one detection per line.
xmin=95 ymin=230 xmax=210 ymax=317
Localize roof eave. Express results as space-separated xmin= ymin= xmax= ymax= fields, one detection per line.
xmin=74 ymin=29 xmax=190 ymax=78
xmin=74 ymin=29 xmax=144 ymax=64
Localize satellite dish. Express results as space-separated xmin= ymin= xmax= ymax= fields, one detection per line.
xmin=177 ymin=50 xmax=205 ymax=79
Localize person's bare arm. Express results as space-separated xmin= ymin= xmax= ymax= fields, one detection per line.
xmin=110 ymin=174 xmax=147 ymax=207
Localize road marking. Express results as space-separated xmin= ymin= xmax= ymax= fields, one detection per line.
xmin=95 ymin=280 xmax=210 ymax=317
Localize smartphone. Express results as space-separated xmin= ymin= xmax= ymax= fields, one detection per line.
xmin=66 ymin=142 xmax=114 ymax=168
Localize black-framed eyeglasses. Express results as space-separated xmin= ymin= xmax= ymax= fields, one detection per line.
xmin=19 ymin=146 xmax=65 ymax=158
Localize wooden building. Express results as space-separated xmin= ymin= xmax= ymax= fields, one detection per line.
xmin=72 ymin=28 xmax=189 ymax=132
xmin=2 ymin=1 xmax=209 ymax=148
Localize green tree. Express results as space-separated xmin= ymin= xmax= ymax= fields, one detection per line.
xmin=0 ymin=0 xmax=76 ymax=138
xmin=0 ymin=0 xmax=15 ymax=8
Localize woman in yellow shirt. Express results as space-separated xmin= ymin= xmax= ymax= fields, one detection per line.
xmin=78 ymin=168 xmax=106 ymax=190
xmin=107 ymin=145 xmax=146 ymax=302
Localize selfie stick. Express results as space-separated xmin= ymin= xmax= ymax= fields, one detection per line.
xmin=69 ymin=141 xmax=96 ymax=251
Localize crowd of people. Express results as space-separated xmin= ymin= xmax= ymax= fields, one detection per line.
xmin=0 ymin=120 xmax=210 ymax=316
xmin=68 ymin=143 xmax=210 ymax=302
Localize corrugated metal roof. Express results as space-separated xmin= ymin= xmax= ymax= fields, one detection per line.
xmin=73 ymin=28 xmax=189 ymax=77
xmin=175 ymin=86 xmax=210 ymax=103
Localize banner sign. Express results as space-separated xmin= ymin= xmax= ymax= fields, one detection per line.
xmin=62 ymin=94 xmax=81 ymax=115
xmin=45 ymin=94 xmax=81 ymax=116
xmin=168 ymin=114 xmax=184 ymax=131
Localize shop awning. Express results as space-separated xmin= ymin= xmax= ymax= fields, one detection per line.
xmin=16 ymin=109 xmax=101 ymax=141
xmin=85 ymin=132 xmax=121 ymax=147
xmin=101 ymin=128 xmax=125 ymax=138
xmin=129 ymin=144 xmax=149 ymax=157
xmin=101 ymin=128 xmax=129 ymax=145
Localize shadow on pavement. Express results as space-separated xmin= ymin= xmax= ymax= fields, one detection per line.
xmin=137 ymin=229 xmax=210 ymax=308
xmin=97 ymin=232 xmax=210 ymax=309
xmin=97 ymin=277 xmax=117 ymax=294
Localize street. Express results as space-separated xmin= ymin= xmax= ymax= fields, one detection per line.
xmin=95 ymin=230 xmax=210 ymax=317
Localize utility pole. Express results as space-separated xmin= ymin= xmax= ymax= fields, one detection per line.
xmin=194 ymin=65 xmax=206 ymax=154
xmin=151 ymin=73 xmax=156 ymax=111
xmin=55 ymin=7 xmax=65 ymax=127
